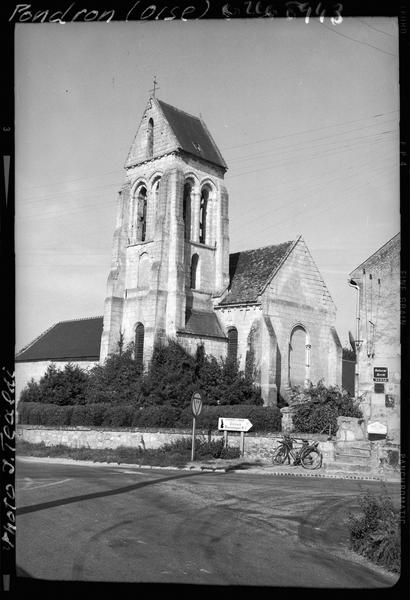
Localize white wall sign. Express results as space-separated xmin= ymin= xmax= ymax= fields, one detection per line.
xmin=367 ymin=421 xmax=387 ymax=435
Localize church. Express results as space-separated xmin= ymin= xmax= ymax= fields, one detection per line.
xmin=16 ymin=95 xmax=342 ymax=405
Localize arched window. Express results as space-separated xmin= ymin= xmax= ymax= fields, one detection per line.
xmin=183 ymin=182 xmax=192 ymax=241
xmin=288 ymin=325 xmax=309 ymax=387
xmin=135 ymin=323 xmax=145 ymax=368
xmin=227 ymin=327 xmax=238 ymax=363
xmin=147 ymin=118 xmax=154 ymax=158
xmin=190 ymin=254 xmax=199 ymax=289
xmin=136 ymin=186 xmax=147 ymax=242
xmin=199 ymin=187 xmax=209 ymax=244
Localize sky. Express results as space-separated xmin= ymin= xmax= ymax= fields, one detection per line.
xmin=15 ymin=18 xmax=400 ymax=352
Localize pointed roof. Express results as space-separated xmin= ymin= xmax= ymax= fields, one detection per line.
xmin=15 ymin=317 xmax=103 ymax=362
xmin=218 ymin=240 xmax=295 ymax=306
xmin=156 ymin=99 xmax=227 ymax=169
xmin=126 ymin=97 xmax=227 ymax=170
xmin=349 ymin=232 xmax=400 ymax=277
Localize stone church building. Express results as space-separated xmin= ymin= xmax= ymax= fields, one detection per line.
xmin=16 ymin=96 xmax=342 ymax=405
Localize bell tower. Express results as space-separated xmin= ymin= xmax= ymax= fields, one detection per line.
xmin=99 ymin=95 xmax=230 ymax=365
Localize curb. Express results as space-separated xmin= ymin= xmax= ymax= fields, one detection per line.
xmin=17 ymin=456 xmax=400 ymax=482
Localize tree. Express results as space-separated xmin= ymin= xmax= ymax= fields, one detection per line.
xmin=86 ymin=343 xmax=143 ymax=404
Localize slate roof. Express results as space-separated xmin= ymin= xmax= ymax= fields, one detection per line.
xmin=179 ymin=310 xmax=227 ymax=339
xmin=219 ymin=240 xmax=294 ymax=306
xmin=15 ymin=317 xmax=103 ymax=362
xmin=157 ymin=99 xmax=227 ymax=170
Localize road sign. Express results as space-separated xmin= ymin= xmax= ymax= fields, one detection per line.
xmin=191 ymin=392 xmax=202 ymax=417
xmin=373 ymin=367 xmax=388 ymax=382
xmin=218 ymin=418 xmax=253 ymax=432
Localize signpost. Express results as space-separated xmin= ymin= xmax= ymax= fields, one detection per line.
xmin=190 ymin=392 xmax=202 ymax=461
xmin=218 ymin=418 xmax=253 ymax=457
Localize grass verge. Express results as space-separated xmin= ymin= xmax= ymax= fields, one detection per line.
xmin=347 ymin=491 xmax=401 ymax=574
xmin=17 ymin=438 xmax=240 ymax=468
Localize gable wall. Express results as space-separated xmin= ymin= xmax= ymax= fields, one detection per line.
xmin=262 ymin=239 xmax=341 ymax=391
xmin=126 ymin=99 xmax=178 ymax=167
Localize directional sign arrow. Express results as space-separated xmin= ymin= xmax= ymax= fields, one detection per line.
xmin=218 ymin=418 xmax=253 ymax=432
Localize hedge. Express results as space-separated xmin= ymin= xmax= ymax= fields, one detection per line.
xmin=18 ymin=402 xmax=282 ymax=432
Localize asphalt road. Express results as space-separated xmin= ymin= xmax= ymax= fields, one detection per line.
xmin=16 ymin=457 xmax=400 ymax=588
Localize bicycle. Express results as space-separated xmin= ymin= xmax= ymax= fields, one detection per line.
xmin=271 ymin=434 xmax=322 ymax=470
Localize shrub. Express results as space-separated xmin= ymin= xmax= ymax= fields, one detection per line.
xmin=293 ymin=403 xmax=339 ymax=435
xmin=291 ymin=381 xmax=362 ymax=435
xmin=101 ymin=405 xmax=135 ymax=427
xmin=86 ymin=344 xmax=143 ymax=405
xmin=131 ymin=405 xmax=182 ymax=428
xmin=19 ymin=363 xmax=89 ymax=406
xmin=71 ymin=404 xmax=111 ymax=426
xmin=18 ymin=403 xmax=73 ymax=426
xmin=348 ymin=492 xmax=401 ymax=573
xmin=160 ymin=437 xmax=241 ymax=460
xmin=19 ymin=378 xmax=42 ymax=403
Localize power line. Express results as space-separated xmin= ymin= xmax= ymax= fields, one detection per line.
xmin=229 ymin=147 xmax=397 ymax=235
xmin=17 ymin=123 xmax=398 ymax=208
xmin=316 ymin=21 xmax=397 ymax=57
xmin=221 ymin=110 xmax=398 ymax=152
xmin=17 ymin=110 xmax=398 ymax=203
xmin=227 ymin=118 xmax=398 ymax=165
xmin=226 ymin=131 xmax=397 ymax=180
xmin=17 ymin=134 xmax=396 ymax=223
xmin=357 ymin=18 xmax=396 ymax=38
xmin=227 ymin=129 xmax=397 ymax=177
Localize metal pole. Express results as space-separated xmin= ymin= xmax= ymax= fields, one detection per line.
xmin=224 ymin=430 xmax=228 ymax=448
xmin=348 ymin=279 xmax=361 ymax=401
xmin=191 ymin=416 xmax=196 ymax=461
xmin=240 ymin=431 xmax=245 ymax=457
xmin=354 ymin=285 xmax=360 ymax=401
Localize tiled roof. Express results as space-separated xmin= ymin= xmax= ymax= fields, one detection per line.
xmin=219 ymin=241 xmax=294 ymax=306
xmin=179 ymin=310 xmax=227 ymax=339
xmin=15 ymin=317 xmax=103 ymax=362
xmin=350 ymin=232 xmax=400 ymax=276
xmin=157 ymin=99 xmax=227 ymax=169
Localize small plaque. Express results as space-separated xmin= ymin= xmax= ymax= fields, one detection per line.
xmin=374 ymin=382 xmax=385 ymax=394
xmin=385 ymin=395 xmax=395 ymax=408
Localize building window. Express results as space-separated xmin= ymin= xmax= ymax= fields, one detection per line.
xmin=183 ymin=182 xmax=192 ymax=241
xmin=199 ymin=187 xmax=209 ymax=244
xmin=190 ymin=254 xmax=199 ymax=289
xmin=147 ymin=118 xmax=154 ymax=158
xmin=227 ymin=327 xmax=238 ymax=363
xmin=135 ymin=323 xmax=145 ymax=368
xmin=136 ymin=186 xmax=147 ymax=242
xmin=288 ymin=325 xmax=309 ymax=387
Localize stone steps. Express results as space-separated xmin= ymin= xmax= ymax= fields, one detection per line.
xmin=334 ymin=454 xmax=370 ymax=465
xmin=324 ymin=461 xmax=372 ymax=474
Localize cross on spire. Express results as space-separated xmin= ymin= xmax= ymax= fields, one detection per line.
xmin=149 ymin=76 xmax=159 ymax=98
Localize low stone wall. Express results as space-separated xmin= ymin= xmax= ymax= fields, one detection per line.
xmin=16 ymin=425 xmax=331 ymax=463
xmin=17 ymin=425 xmax=399 ymax=476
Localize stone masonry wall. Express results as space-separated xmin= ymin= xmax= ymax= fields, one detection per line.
xmin=264 ymin=237 xmax=342 ymax=392
xmin=351 ymin=234 xmax=400 ymax=442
